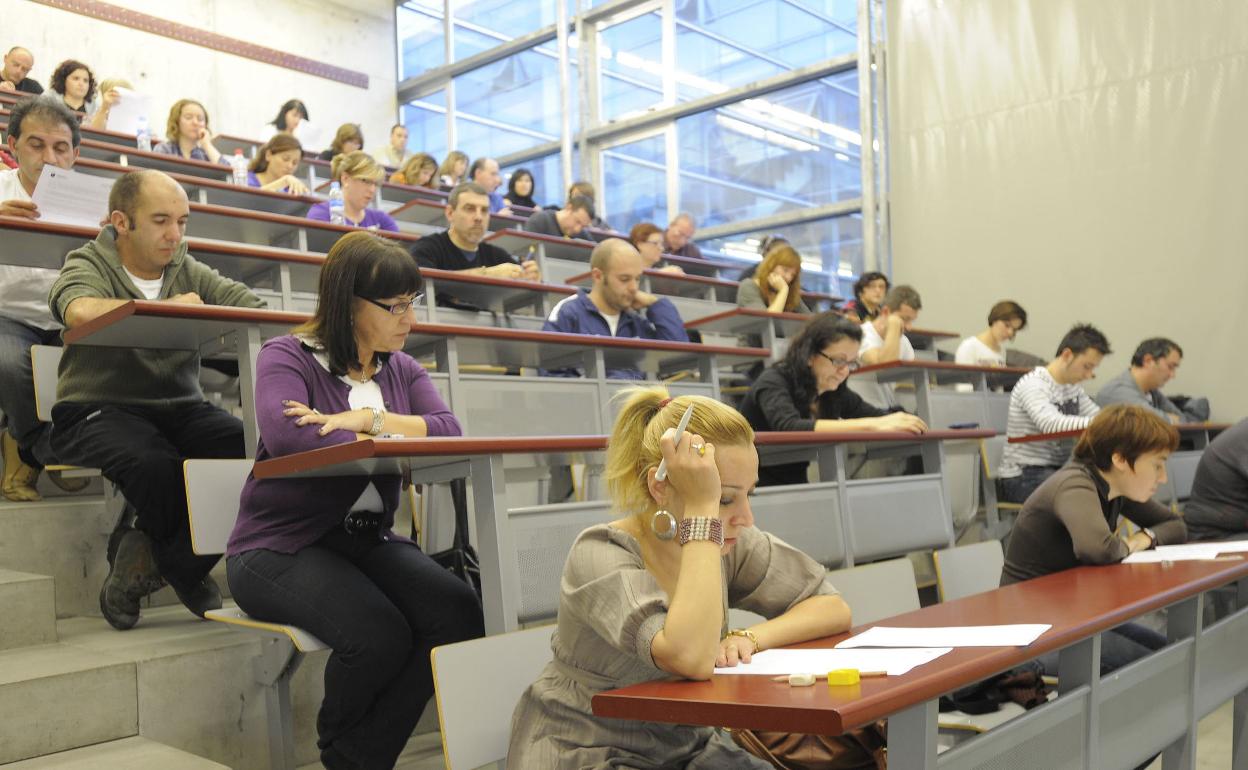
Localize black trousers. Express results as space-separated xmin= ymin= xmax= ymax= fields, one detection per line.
xmin=227 ymin=528 xmax=484 ymax=770
xmin=50 ymin=401 xmax=244 ymax=587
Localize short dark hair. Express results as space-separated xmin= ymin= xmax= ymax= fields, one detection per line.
xmin=1073 ymin=404 xmax=1179 ymax=471
xmin=270 ymin=99 xmax=309 ymax=131
xmin=49 ymin=59 xmax=96 ymax=105
xmin=1131 ymin=337 xmax=1182 ymax=367
xmin=293 ymin=232 xmax=422 ymax=377
xmin=852 ymin=271 xmax=889 ymax=301
xmin=1056 ymin=323 xmax=1112 ymax=358
xmin=468 ymin=157 xmax=491 ymax=180
xmin=448 ymin=181 xmax=489 ymax=209
xmin=108 ymin=169 xmax=155 ymax=227
xmin=391 ymin=123 xmax=405 ymax=134
xmin=565 ymin=194 xmax=594 ymax=215
xmin=988 ymin=300 xmax=1027 ymax=329
xmin=568 ymin=180 xmax=595 ymax=200
xmin=778 ymin=311 xmax=864 ymax=404
xmin=884 ymin=284 xmax=921 ymax=312
xmin=7 ymin=95 xmax=81 ymax=148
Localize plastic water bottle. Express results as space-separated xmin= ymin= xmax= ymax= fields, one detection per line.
xmin=230 ymin=149 xmax=249 ymax=186
xmin=328 ymin=182 xmax=345 ymax=225
xmin=135 ymin=116 xmax=151 ymax=152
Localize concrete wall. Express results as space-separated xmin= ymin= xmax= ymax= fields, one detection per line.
xmin=886 ymin=0 xmax=1247 ymax=420
xmin=8 ymin=0 xmax=397 ymax=152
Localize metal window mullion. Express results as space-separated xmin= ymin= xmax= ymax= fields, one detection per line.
xmin=856 ymin=0 xmax=876 ymax=275
xmin=443 ymin=0 xmax=456 ymax=150
xmin=872 ymin=0 xmax=892 ymax=276
xmin=690 ymin=199 xmax=863 ymax=241
xmin=557 ymin=0 xmax=574 ymax=190
xmin=660 ymin=0 xmax=678 ymax=220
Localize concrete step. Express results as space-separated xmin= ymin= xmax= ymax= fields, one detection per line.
xmin=6 ymin=735 xmax=229 ymax=769
xmin=0 ymin=567 xmax=56 ymax=649
xmin=0 ymin=497 xmax=230 ymax=618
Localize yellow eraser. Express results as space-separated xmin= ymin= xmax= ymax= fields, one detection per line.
xmin=826 ymin=668 xmax=861 ymax=686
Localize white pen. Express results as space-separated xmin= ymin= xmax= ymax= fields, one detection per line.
xmin=655 ymin=403 xmax=695 ymax=482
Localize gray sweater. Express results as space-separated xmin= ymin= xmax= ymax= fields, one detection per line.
xmin=1184 ymin=419 xmax=1248 ymax=541
xmin=49 ymin=226 xmax=266 ymax=407
xmin=1094 ymin=367 xmax=1183 ymax=420
xmin=735 ymin=277 xmax=811 ymax=313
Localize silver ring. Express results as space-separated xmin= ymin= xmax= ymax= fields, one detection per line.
xmin=692 ymin=443 xmax=706 ymax=457
xmin=311 ymin=409 xmax=322 ymax=415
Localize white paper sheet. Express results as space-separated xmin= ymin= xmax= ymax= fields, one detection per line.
xmin=30 ymin=166 xmax=112 ymax=229
xmin=713 ymin=647 xmax=952 ymax=677
xmin=104 ymin=87 xmax=153 ymax=136
xmin=1123 ymin=543 xmax=1248 ymax=563
xmin=835 ymin=624 xmax=1051 ymax=649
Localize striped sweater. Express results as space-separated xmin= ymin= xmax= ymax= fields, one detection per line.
xmin=999 ymin=366 xmax=1100 ymax=478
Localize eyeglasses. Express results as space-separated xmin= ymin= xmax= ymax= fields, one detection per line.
xmin=359 ymin=294 xmax=423 ymax=315
xmin=816 ymin=351 xmax=860 ymax=371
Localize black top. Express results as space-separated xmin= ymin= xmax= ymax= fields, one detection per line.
xmin=317 ymin=149 xmax=335 ymax=161
xmin=409 ymin=230 xmax=518 ymax=309
xmin=10 ymin=77 xmax=43 ymax=95
xmin=1183 ymin=419 xmax=1248 ymax=541
xmin=740 ymin=364 xmax=888 ymax=486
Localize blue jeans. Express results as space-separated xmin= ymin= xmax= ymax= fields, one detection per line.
xmin=1037 ymin=621 xmax=1167 ymax=677
xmin=1000 ymin=465 xmax=1060 ymax=504
xmin=0 ymin=316 xmax=62 ymax=468
xmin=227 ymin=528 xmax=483 ymax=770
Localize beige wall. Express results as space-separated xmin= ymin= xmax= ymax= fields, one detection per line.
xmin=887 ymin=0 xmax=1248 ymax=420
xmin=8 ymin=0 xmax=397 ymax=152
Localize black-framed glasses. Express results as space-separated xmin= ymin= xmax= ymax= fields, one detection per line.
xmin=816 ymin=351 xmax=859 ymax=372
xmin=358 ymin=293 xmax=423 ymax=315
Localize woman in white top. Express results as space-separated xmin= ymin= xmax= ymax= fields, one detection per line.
xmin=956 ymin=300 xmax=1027 ymax=367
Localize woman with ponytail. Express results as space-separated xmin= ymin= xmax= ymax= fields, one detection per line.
xmin=507 ymin=388 xmax=851 ymax=769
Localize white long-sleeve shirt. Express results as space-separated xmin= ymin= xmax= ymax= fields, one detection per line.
xmin=999 ymin=366 xmax=1100 ymax=477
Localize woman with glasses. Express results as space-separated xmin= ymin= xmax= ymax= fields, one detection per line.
xmin=739 ymin=312 xmax=928 ymax=486
xmin=225 ymin=232 xmax=482 ymax=770
xmin=306 ymin=151 xmax=399 ymax=232
xmin=629 ymin=222 xmax=685 ymax=274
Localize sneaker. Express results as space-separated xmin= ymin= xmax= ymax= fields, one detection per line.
xmin=46 ymin=468 xmax=92 ymax=493
xmin=169 ymin=574 xmax=223 ymax=619
xmin=2 ymin=432 xmax=41 ymax=502
xmin=98 ymin=529 xmax=165 ymax=630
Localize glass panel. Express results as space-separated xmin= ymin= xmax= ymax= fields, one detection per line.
xmin=397 ymin=4 xmax=446 ymax=79
xmin=452 ymin=45 xmax=577 ymax=156
xmin=601 ymin=134 xmax=667 ymax=227
xmin=452 ymin=0 xmax=558 ymax=39
xmin=598 ymin=12 xmax=664 ymax=122
xmin=401 ymin=90 xmax=448 ymax=161
xmin=699 ymin=214 xmax=863 ymax=293
xmin=675 ymin=71 xmax=861 ymax=227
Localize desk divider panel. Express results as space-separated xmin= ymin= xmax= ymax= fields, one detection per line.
xmin=1196 ymin=595 xmax=1248 ymax=715
xmin=984 ymin=393 xmax=1010 ymax=433
xmin=509 ymin=500 xmax=613 ymax=625
xmin=461 ymin=375 xmax=601 ymax=435
xmin=924 ymin=392 xmax=990 ymax=431
xmin=844 ymin=474 xmax=953 ymax=562
xmin=936 ymin=689 xmax=1088 ymax=769
xmin=750 ymin=482 xmax=846 ymax=568
xmin=1166 ymin=450 xmax=1203 ymax=503
xmin=1095 ymin=641 xmax=1195 ymax=767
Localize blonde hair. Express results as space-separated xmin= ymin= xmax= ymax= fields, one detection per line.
xmin=604 ymin=387 xmax=754 ymax=517
xmin=165 ymin=98 xmax=209 ymax=143
xmin=754 ymin=245 xmax=803 ymax=312
xmin=330 ymin=150 xmax=384 ymax=183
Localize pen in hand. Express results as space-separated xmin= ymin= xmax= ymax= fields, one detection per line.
xmin=655 ymin=403 xmax=695 ymax=482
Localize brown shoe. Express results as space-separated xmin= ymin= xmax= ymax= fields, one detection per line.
xmin=99 ymin=529 xmax=165 ymax=630
xmin=2 ymin=432 xmax=41 ymax=502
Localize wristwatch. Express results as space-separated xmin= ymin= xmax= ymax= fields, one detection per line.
xmin=677 ymin=516 xmax=724 ymax=547
xmin=365 ymin=406 xmax=386 ymax=436
xmin=727 ymin=628 xmax=760 ymax=653
xmin=1142 ymin=527 xmax=1157 ymax=549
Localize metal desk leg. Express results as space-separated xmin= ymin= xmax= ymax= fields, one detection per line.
xmin=1163 ymin=596 xmax=1201 ymax=770
xmin=1235 ymin=579 xmax=1248 ymax=770
xmin=235 ymin=324 xmax=262 ymax=459
xmin=817 ymin=444 xmax=855 ymax=567
xmin=888 ymin=699 xmax=938 ymax=769
xmin=1059 ymin=635 xmax=1102 ymax=769
xmin=469 ymin=453 xmax=519 ymax=635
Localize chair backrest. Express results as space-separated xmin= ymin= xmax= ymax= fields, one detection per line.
xmin=979 ymin=436 xmax=1007 ymax=481
xmin=933 ymin=540 xmax=1005 ymax=602
xmin=826 ymin=557 xmax=920 ymax=626
xmin=945 ymin=442 xmax=982 ymax=530
xmin=1167 ymin=451 xmax=1203 ymax=505
xmin=509 ymin=500 xmax=612 ymax=625
xmin=31 ymin=345 xmax=62 ymax=422
xmin=432 ymin=624 xmax=555 ymax=770
xmin=184 ymin=458 xmax=253 ymax=555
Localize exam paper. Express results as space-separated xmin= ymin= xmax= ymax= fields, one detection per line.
xmin=30 ymin=166 xmax=112 ymax=229
xmin=713 ymin=647 xmax=952 ymax=677
xmin=836 ymin=624 xmax=1051 ymax=649
xmin=1123 ymin=542 xmax=1248 ymax=563
xmin=104 ymin=87 xmax=153 ymax=136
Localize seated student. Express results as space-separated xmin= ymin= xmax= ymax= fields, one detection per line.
xmin=0 ymin=97 xmax=92 ymax=502
xmin=0 ymin=46 xmax=42 ymax=94
xmin=525 ymin=195 xmax=593 ymax=240
xmin=306 ymin=151 xmax=398 ymax=232
xmin=842 ymin=271 xmax=889 ymax=322
xmin=857 ymin=284 xmax=922 ymax=365
xmin=437 ymin=150 xmax=468 ymax=189
xmin=508 ymin=388 xmax=851 ymax=769
xmin=503 ymin=167 xmax=537 ymax=209
xmin=662 ymin=212 xmax=704 ymax=259
xmin=1095 ymin=337 xmax=1186 ymax=424
xmin=318 ymin=123 xmax=363 ymax=161
xmin=264 ymin=98 xmax=309 ymax=141
xmin=152 ymin=99 xmax=226 ymax=164
xmin=736 ymin=244 xmax=811 ymax=314
xmin=85 ymin=77 xmax=133 ymax=131
xmin=409 ymin=182 xmax=539 ymax=304
xmin=956 ymin=300 xmax=1028 ymax=366
xmin=226 ymin=232 xmax=482 ymax=770
xmin=542 ymin=238 xmax=687 ymax=379
xmin=1002 ymin=404 xmax=1184 ymax=674
xmin=376 ymin=123 xmax=409 ymax=168
xmin=629 ymin=222 xmax=684 ymax=274
xmin=246 ymin=133 xmax=309 ymax=195
xmin=467 ymin=156 xmax=511 ymax=215
xmin=48 ymin=169 xmax=267 ymax=630
xmin=48 ymin=59 xmax=95 ymax=113
xmin=999 ymin=324 xmax=1110 ymax=503
xmin=389 ymin=152 xmax=437 ymax=187
xmin=566 ymin=180 xmax=612 ymax=233
xmin=739 ymin=313 xmax=927 ymax=486
xmin=1183 ymin=419 xmax=1248 ymax=542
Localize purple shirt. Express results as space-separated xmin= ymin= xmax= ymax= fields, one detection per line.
xmin=306 ymin=201 xmax=399 ymax=232
xmin=226 ymin=335 xmax=461 ymax=555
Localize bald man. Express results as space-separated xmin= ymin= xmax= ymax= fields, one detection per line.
xmin=48 ymin=169 xmax=266 ymax=631
xmin=0 ymin=47 xmax=43 ymax=94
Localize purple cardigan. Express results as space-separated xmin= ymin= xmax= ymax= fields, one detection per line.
xmin=227 ymin=335 xmax=461 ymax=555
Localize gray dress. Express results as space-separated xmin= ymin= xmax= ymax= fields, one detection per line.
xmin=507 ymin=523 xmax=838 ymax=769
